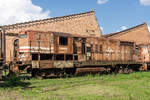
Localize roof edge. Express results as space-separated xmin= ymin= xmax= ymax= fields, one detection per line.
xmin=103 ymin=22 xmax=148 ymax=37
xmin=1 ymin=10 xmax=95 ymax=29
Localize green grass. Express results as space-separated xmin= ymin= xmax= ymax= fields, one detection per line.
xmin=1 ymin=72 xmax=150 ymax=100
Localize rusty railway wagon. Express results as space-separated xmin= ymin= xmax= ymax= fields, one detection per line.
xmin=7 ymin=30 xmax=144 ymax=77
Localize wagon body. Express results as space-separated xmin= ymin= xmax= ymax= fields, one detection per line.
xmin=74 ymin=36 xmax=141 ymax=68
xmin=13 ymin=30 xmax=143 ymax=76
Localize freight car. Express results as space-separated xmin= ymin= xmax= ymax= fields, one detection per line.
xmin=8 ymin=30 xmax=144 ymax=77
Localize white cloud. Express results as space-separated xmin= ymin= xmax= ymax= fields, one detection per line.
xmin=148 ymin=26 xmax=150 ymax=32
xmin=100 ymin=26 xmax=103 ymax=31
xmin=116 ymin=30 xmax=120 ymax=32
xmin=116 ymin=26 xmax=127 ymax=32
xmin=120 ymin=26 xmax=127 ymax=30
xmin=97 ymin=0 xmax=109 ymax=4
xmin=0 ymin=0 xmax=50 ymax=25
xmin=140 ymin=0 xmax=150 ymax=5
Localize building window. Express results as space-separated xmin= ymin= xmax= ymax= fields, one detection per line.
xmin=59 ymin=37 xmax=68 ymax=46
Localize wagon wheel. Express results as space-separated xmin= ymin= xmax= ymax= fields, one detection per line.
xmin=114 ymin=66 xmax=121 ymax=74
xmin=123 ymin=67 xmax=133 ymax=74
xmin=128 ymin=69 xmax=133 ymax=73
xmin=118 ymin=68 xmax=123 ymax=74
xmin=123 ymin=68 xmax=129 ymax=74
xmin=58 ymin=69 xmax=66 ymax=77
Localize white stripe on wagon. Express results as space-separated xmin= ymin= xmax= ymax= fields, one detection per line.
xmin=19 ymin=46 xmax=54 ymax=52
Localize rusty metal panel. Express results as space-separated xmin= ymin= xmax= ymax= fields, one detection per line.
xmin=139 ymin=45 xmax=150 ymax=63
xmin=33 ymin=60 xmax=74 ymax=69
xmin=19 ymin=30 xmax=54 ymax=54
xmin=76 ymin=67 xmax=106 ymax=75
xmin=119 ymin=41 xmax=135 ymax=62
xmin=54 ymin=36 xmax=59 ymax=53
xmin=74 ymin=38 xmax=83 ymax=54
xmin=54 ymin=37 xmax=73 ymax=54
xmin=68 ymin=37 xmax=73 ymax=53
xmin=110 ymin=41 xmax=118 ymax=61
xmin=101 ymin=38 xmax=118 ymax=61
xmin=78 ymin=36 xmax=136 ymax=63
xmin=18 ymin=52 xmax=31 ymax=61
xmin=125 ymin=45 xmax=133 ymax=61
xmin=57 ymin=46 xmax=69 ymax=54
xmin=53 ymin=61 xmax=73 ymax=68
xmin=120 ymin=45 xmax=124 ymax=61
xmin=39 ymin=60 xmax=54 ymax=69
xmin=32 ymin=61 xmax=39 ymax=68
xmin=78 ymin=54 xmax=86 ymax=61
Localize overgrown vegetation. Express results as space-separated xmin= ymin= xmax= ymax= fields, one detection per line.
xmin=5 ymin=73 xmax=27 ymax=87
xmin=0 ymin=72 xmax=150 ymax=100
xmin=0 ymin=73 xmax=30 ymax=88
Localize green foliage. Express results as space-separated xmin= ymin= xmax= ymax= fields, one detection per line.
xmin=6 ymin=74 xmax=20 ymax=86
xmin=4 ymin=73 xmax=28 ymax=87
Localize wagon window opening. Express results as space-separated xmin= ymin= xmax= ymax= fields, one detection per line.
xmin=59 ymin=37 xmax=68 ymax=46
xmin=32 ymin=54 xmax=38 ymax=60
xmin=40 ymin=54 xmax=53 ymax=60
xmin=100 ymin=45 xmax=103 ymax=53
xmin=74 ymin=55 xmax=78 ymax=60
xmin=87 ymin=47 xmax=92 ymax=52
xmin=66 ymin=54 xmax=73 ymax=60
xmin=55 ymin=54 xmax=64 ymax=60
xmin=82 ymin=43 xmax=85 ymax=54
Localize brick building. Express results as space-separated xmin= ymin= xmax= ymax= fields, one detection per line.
xmin=0 ymin=10 xmax=102 ymax=63
xmin=103 ymin=23 xmax=150 ymax=45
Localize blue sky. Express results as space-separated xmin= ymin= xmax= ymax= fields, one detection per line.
xmin=0 ymin=0 xmax=150 ymax=34
xmin=31 ymin=0 xmax=150 ymax=34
